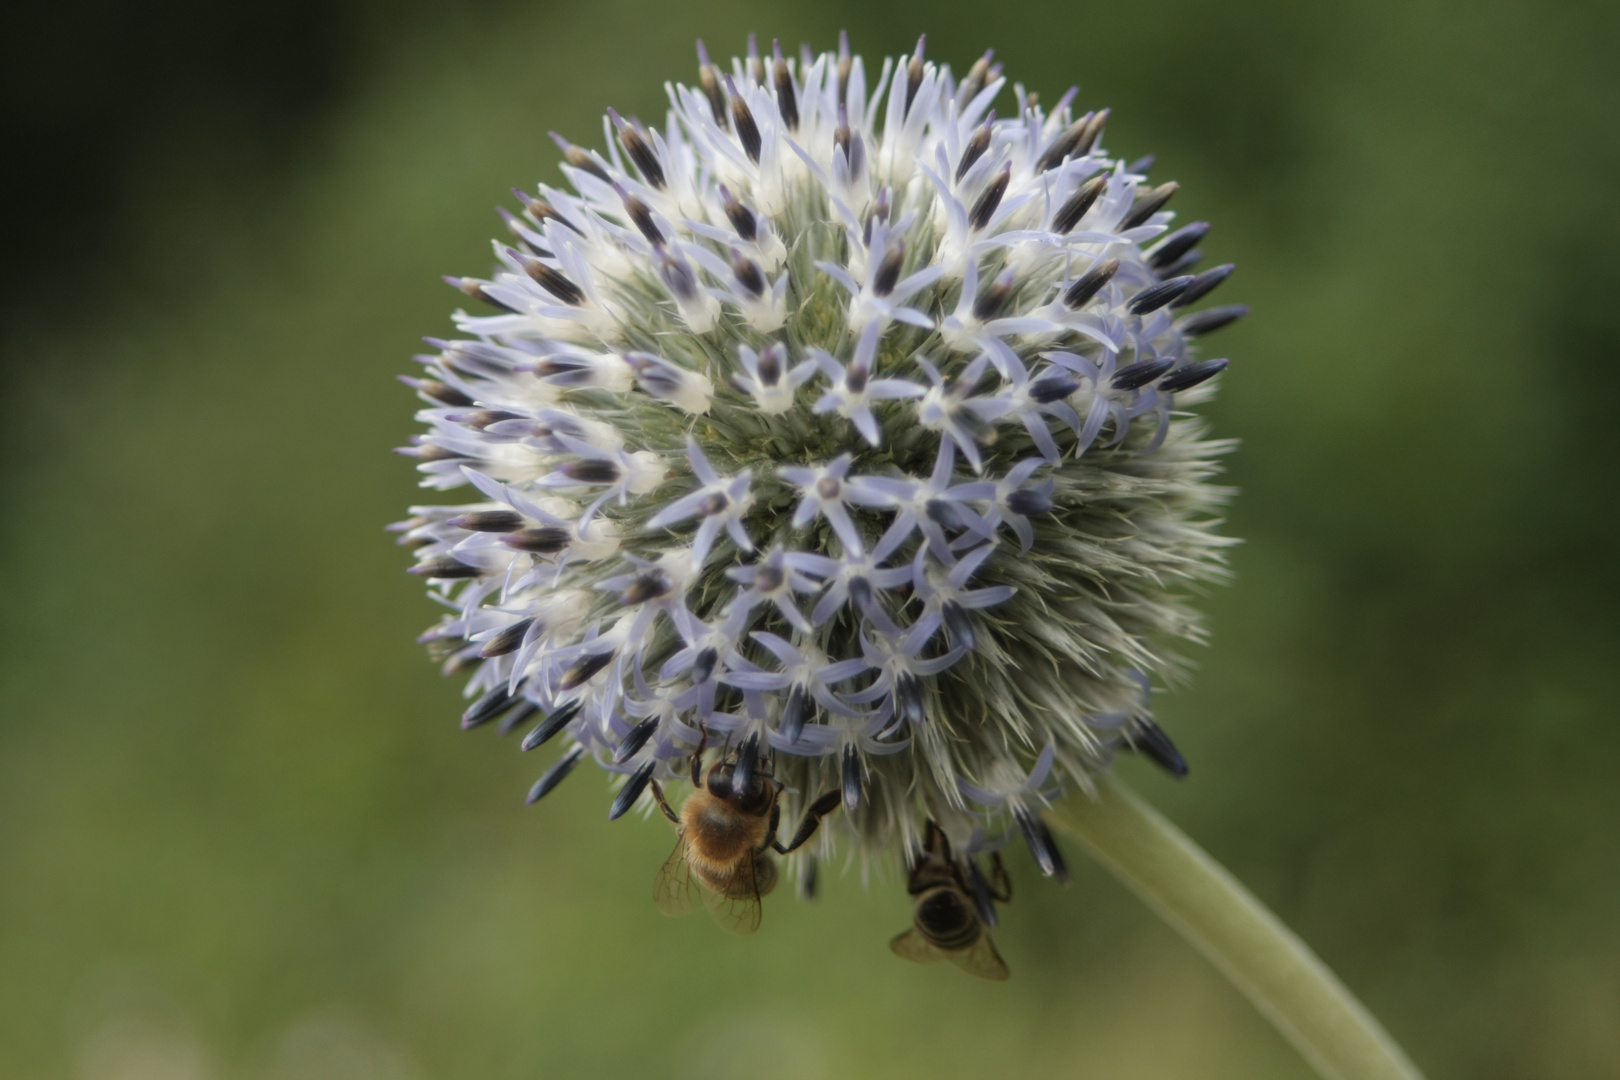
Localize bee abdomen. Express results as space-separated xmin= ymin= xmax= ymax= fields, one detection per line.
xmin=915 ymin=887 xmax=981 ymax=951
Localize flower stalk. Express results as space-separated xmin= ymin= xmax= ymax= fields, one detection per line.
xmin=1054 ymin=774 xmax=1425 ymax=1080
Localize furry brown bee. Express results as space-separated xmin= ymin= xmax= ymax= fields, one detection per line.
xmin=651 ymin=731 xmax=840 ymax=934
xmin=890 ymin=820 xmax=1012 ymax=980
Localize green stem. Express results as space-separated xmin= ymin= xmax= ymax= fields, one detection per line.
xmin=1052 ymin=773 xmax=1425 ymax=1080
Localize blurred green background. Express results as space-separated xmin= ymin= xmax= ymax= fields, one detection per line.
xmin=3 ymin=0 xmax=1617 ymax=1076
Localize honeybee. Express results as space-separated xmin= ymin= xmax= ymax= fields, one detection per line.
xmin=651 ymin=730 xmax=840 ymax=934
xmin=889 ymin=820 xmax=1012 ymax=980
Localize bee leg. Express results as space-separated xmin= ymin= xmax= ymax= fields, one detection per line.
xmin=761 ymin=801 xmax=781 ymax=851
xmin=689 ymin=725 xmax=709 ymax=788
xmin=987 ymin=851 xmax=1012 ymax=902
xmin=649 ymin=779 xmax=680 ymax=825
xmin=772 ymin=790 xmax=841 ymax=854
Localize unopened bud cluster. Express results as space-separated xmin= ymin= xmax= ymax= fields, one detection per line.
xmin=395 ymin=33 xmax=1241 ymax=891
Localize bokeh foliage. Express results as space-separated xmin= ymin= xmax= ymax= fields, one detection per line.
xmin=2 ymin=0 xmax=1617 ymax=1077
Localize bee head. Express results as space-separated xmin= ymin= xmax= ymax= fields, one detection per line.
xmin=706 ymin=733 xmax=773 ymax=813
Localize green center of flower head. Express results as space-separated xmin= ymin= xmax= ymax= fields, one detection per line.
xmin=394 ymin=32 xmax=1243 ymax=944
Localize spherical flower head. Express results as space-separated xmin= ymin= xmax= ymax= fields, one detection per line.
xmin=394 ymin=33 xmax=1242 ymax=904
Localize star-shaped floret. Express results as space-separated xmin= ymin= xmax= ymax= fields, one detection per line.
xmin=645 ymin=438 xmax=754 ymax=564
xmin=780 ymin=453 xmax=889 ymax=555
xmin=811 ymin=322 xmax=927 ymax=446
xmin=732 ymin=342 xmax=817 ymax=414
xmin=848 ymin=440 xmax=992 ymax=563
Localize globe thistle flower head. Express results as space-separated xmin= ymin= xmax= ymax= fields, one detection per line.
xmin=395 ymin=32 xmax=1241 ymax=909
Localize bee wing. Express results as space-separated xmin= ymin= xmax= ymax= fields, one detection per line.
xmin=701 ymin=855 xmax=764 ymax=936
xmin=654 ymin=836 xmax=699 ymax=917
xmin=951 ymin=933 xmax=1011 ymax=981
xmin=888 ymin=928 xmax=948 ymax=965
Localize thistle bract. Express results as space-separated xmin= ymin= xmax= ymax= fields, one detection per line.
xmin=394 ymin=33 xmax=1240 ymax=887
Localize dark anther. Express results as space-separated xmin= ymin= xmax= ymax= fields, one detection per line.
xmin=618 ymin=571 xmax=671 ymax=605
xmin=732 ymin=732 xmax=760 ymax=794
xmin=972 ymin=268 xmax=1016 ymax=322
xmin=613 ymin=717 xmax=660 ymax=764
xmin=455 ymin=409 xmax=523 ymax=431
xmin=1156 ymin=248 xmax=1205 ymax=279
xmin=461 ymin=685 xmax=516 ymax=729
xmin=526 ymin=745 xmax=585 ymax=804
xmin=837 ymin=30 xmax=852 ymax=107
xmin=746 ymin=33 xmax=764 ymax=85
xmin=942 ymin=601 xmax=975 ymax=651
xmin=956 ymin=114 xmax=993 ymax=182
xmin=398 ymin=376 xmax=473 ymax=407
xmin=1149 ymin=222 xmax=1210 ymax=271
xmin=966 ymin=859 xmax=999 ymax=928
xmin=497 ymin=699 xmax=540 ymax=736
xmin=834 ymin=106 xmax=864 ymax=178
xmin=905 ymin=36 xmax=926 ymax=113
xmin=654 ymin=247 xmax=700 ymax=301
xmin=608 ymin=761 xmax=657 ymax=820
xmin=1110 ymin=357 xmax=1177 ymax=391
xmin=1013 ymin=806 xmax=1069 ymax=882
xmin=409 ymin=557 xmax=482 ymax=579
xmin=799 ymin=855 xmax=819 ymax=901
xmin=1028 ymin=373 xmax=1079 ymax=404
xmin=968 ymin=164 xmax=1010 ymax=232
xmin=726 ymin=77 xmax=762 ymax=162
xmin=1051 ymin=175 xmax=1108 ymax=234
xmin=780 ymin=685 xmax=809 ymax=743
xmin=1158 ymin=358 xmax=1229 ymax=393
xmin=872 ymin=240 xmax=905 ymax=297
xmin=696 ymin=40 xmax=728 ymax=128
xmin=958 ymin=49 xmax=995 ymax=105
xmin=1036 ymin=113 xmax=1091 ymax=173
xmin=1177 ymin=304 xmax=1249 ymax=338
xmin=1171 ymin=264 xmax=1235 ymax=308
xmin=1062 ymin=258 xmax=1120 ymax=308
xmin=560 ymin=458 xmax=621 ymax=484
xmin=1128 ymin=154 xmax=1155 ymax=176
xmin=756 ymin=343 xmax=784 ymax=386
xmin=720 ymin=185 xmax=757 ymax=241
xmin=841 ymin=742 xmax=863 ymax=811
xmin=733 ymin=252 xmax=766 ymax=297
xmin=609 ymin=108 xmax=665 ymax=189
xmin=443 ymin=276 xmax=516 ymax=313
xmin=514 ymin=253 xmax=584 ymax=305
xmin=848 ymin=575 xmax=873 ymax=612
xmin=862 ymin=188 xmax=891 ymax=249
xmin=693 ymin=647 xmax=719 ymax=685
xmin=845 ymin=362 xmax=869 ymax=395
xmin=815 ymin=476 xmax=841 ymax=500
xmin=772 ymin=40 xmax=799 ymax=130
xmin=894 ymin=673 xmax=926 ymax=726
xmin=521 ymin=699 xmax=583 ymax=751
xmin=559 ymin=651 xmax=614 ymax=691
xmin=615 ymin=186 xmax=664 ymax=245
xmin=754 ymin=562 xmax=785 ymax=593
xmin=501 ymin=527 xmax=571 ymax=554
xmin=514 ymin=192 xmax=579 ymax=235
xmin=696 ymin=491 xmax=729 ymax=516
xmin=549 ymin=133 xmax=610 ymax=184
xmin=447 ymin=510 xmax=523 ymax=533
xmin=1129 ymin=715 xmax=1189 ymax=778
xmin=1006 ymin=486 xmax=1054 ymax=516
xmin=1127 ymin=275 xmax=1195 ymax=316
xmin=479 ymin=618 xmax=535 ymax=659
xmin=1120 ymin=181 xmax=1180 ymax=230
xmin=399 ymin=443 xmax=466 ymax=464
xmin=1076 ymin=108 xmax=1110 ymax=157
